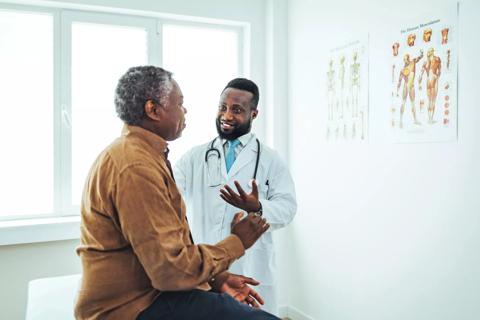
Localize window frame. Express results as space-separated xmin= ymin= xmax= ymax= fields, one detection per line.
xmin=0 ymin=4 xmax=59 ymax=222
xmin=59 ymin=10 xmax=159 ymax=215
xmin=0 ymin=2 xmax=248 ymax=245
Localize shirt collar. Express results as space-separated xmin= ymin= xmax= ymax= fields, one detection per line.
xmin=221 ymin=132 xmax=254 ymax=147
xmin=121 ymin=124 xmax=169 ymax=157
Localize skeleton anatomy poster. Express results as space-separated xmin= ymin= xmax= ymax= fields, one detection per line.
xmin=326 ymin=38 xmax=369 ymax=142
xmin=390 ymin=4 xmax=457 ymax=142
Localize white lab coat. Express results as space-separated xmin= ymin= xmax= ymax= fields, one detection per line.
xmin=174 ymin=133 xmax=297 ymax=315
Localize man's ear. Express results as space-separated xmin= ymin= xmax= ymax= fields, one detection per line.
xmin=144 ymin=100 xmax=162 ymax=120
xmin=252 ymin=109 xmax=258 ymax=119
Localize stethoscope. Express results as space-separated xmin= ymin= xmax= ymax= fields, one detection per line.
xmin=205 ymin=137 xmax=261 ymax=180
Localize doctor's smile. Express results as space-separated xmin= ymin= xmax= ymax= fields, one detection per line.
xmin=220 ymin=120 xmax=236 ymax=131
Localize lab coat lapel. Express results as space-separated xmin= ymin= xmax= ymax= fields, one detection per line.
xmin=227 ymin=137 xmax=257 ymax=179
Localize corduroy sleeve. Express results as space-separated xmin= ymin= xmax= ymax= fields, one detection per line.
xmin=114 ymin=164 xmax=245 ymax=291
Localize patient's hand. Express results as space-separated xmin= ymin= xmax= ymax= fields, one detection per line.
xmin=221 ymin=273 xmax=264 ymax=308
xmin=213 ymin=272 xmax=264 ymax=308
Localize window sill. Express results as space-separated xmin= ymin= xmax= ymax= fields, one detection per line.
xmin=0 ymin=216 xmax=80 ymax=246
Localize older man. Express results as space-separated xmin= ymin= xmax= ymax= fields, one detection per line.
xmin=75 ymin=66 xmax=278 ymax=320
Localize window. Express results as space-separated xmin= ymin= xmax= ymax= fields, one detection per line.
xmin=0 ymin=4 xmax=245 ymax=221
xmin=0 ymin=9 xmax=54 ymax=218
xmin=162 ymin=24 xmax=241 ymax=163
xmin=69 ymin=16 xmax=150 ymax=206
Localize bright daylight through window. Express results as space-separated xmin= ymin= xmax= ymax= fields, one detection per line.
xmin=0 ymin=5 xmax=243 ymax=221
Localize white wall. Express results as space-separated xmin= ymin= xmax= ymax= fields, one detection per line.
xmin=0 ymin=0 xmax=279 ymax=319
xmin=0 ymin=240 xmax=81 ymax=319
xmin=285 ymin=0 xmax=480 ymax=319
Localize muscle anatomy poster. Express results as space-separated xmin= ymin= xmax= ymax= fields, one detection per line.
xmin=326 ymin=38 xmax=369 ymax=142
xmin=390 ymin=5 xmax=457 ymax=142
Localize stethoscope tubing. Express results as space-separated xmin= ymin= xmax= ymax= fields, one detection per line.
xmin=205 ymin=137 xmax=260 ymax=180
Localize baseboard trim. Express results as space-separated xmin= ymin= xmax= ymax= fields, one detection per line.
xmin=278 ymin=305 xmax=314 ymax=320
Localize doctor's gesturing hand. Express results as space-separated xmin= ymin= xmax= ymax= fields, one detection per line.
xmin=230 ymin=211 xmax=269 ymax=249
xmin=220 ymin=180 xmax=261 ymax=213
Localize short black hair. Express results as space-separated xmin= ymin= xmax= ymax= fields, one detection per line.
xmin=222 ymin=78 xmax=259 ymax=109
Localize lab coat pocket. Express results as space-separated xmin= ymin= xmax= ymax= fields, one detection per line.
xmin=247 ymin=179 xmax=269 ymax=198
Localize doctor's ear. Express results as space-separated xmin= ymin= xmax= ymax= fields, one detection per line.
xmin=251 ymin=110 xmax=258 ymax=119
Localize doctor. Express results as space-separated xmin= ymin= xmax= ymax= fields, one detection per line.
xmin=174 ymin=78 xmax=297 ymax=315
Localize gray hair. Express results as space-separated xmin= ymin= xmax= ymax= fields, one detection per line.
xmin=115 ymin=66 xmax=174 ymax=125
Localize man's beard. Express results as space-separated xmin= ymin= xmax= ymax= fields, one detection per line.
xmin=216 ymin=117 xmax=252 ymax=140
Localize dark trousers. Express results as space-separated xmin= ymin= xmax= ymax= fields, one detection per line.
xmin=137 ymin=289 xmax=280 ymax=320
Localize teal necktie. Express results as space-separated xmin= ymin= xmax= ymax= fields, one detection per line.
xmin=225 ymin=139 xmax=241 ymax=173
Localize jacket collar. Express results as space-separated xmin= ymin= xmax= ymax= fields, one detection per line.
xmin=122 ymin=124 xmax=169 ymax=158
